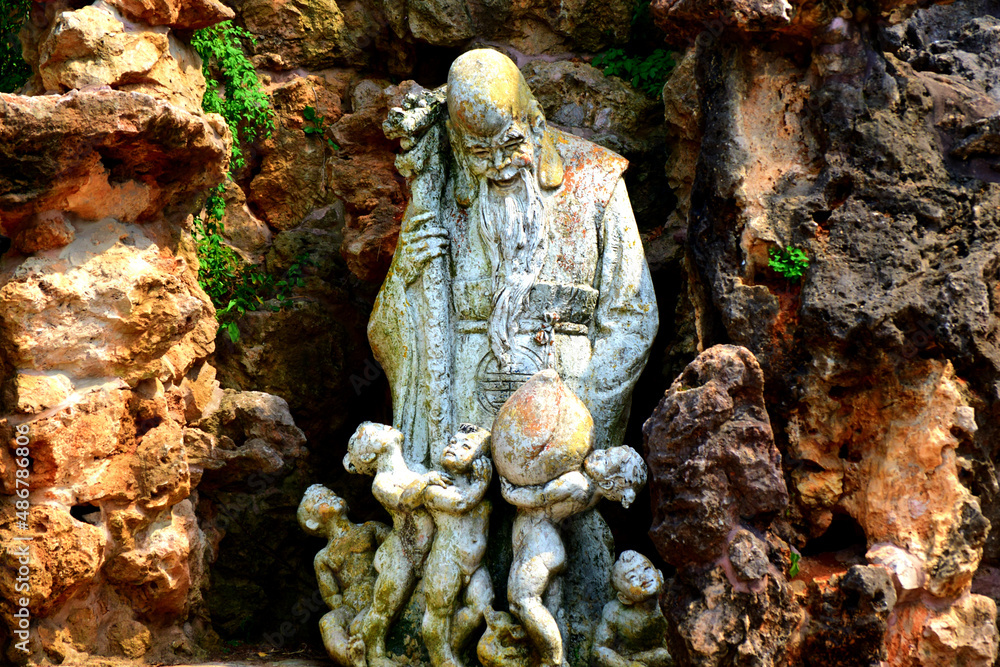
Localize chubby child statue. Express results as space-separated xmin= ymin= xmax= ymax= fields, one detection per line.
xmin=297 ymin=485 xmax=389 ymax=667
xmin=593 ymin=551 xmax=672 ymax=667
xmin=422 ymin=424 xmax=494 ymax=667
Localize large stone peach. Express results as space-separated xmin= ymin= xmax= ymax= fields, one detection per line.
xmin=491 ymin=369 xmax=593 ymax=486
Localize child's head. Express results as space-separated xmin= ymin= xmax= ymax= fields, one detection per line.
xmin=582 ymin=446 xmax=647 ymax=508
xmin=441 ymin=423 xmax=491 ymax=472
xmin=344 ymin=422 xmax=404 ymax=476
xmin=612 ymin=550 xmax=662 ymax=604
xmin=298 ymin=484 xmax=349 ymax=536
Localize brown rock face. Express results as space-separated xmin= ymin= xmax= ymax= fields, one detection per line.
xmin=0 ymin=89 xmax=229 ymax=230
xmin=36 ymin=5 xmax=207 ymax=113
xmin=656 ymin=0 xmax=1000 ymax=664
xmin=105 ymin=0 xmax=235 ymax=29
xmin=644 ymin=344 xmax=788 ymax=566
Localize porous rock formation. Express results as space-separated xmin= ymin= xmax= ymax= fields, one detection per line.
xmin=647 ymin=0 xmax=1000 ymax=664
xmin=0 ymin=0 xmax=309 ymax=664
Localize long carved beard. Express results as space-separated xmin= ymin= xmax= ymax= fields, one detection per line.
xmin=476 ymin=168 xmax=547 ymax=371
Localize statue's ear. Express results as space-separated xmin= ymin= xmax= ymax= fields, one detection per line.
xmin=534 ymin=116 xmax=564 ymax=190
xmin=617 ymin=591 xmax=632 ymax=605
xmin=447 ymin=118 xmax=476 ymax=208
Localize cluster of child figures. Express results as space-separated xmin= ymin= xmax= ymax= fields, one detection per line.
xmin=298 ymin=421 xmax=671 ymax=667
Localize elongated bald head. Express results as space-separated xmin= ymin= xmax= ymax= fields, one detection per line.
xmin=446 ymin=49 xmax=563 ymax=205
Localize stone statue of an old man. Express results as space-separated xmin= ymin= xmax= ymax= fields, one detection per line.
xmin=372 ymin=48 xmax=658 ymax=468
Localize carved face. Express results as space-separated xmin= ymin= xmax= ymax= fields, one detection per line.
xmin=298 ymin=484 xmax=348 ymax=536
xmin=583 ymin=446 xmax=647 ymax=509
xmin=344 ymin=421 xmax=402 ymax=476
xmin=458 ymin=119 xmax=537 ymax=189
xmin=613 ymin=551 xmax=662 ymax=604
xmin=441 ymin=424 xmax=489 ymax=472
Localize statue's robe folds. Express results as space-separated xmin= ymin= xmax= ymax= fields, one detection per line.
xmin=369 ymin=129 xmax=658 ymax=467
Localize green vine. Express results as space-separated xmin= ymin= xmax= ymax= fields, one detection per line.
xmin=592 ymin=0 xmax=675 ymax=98
xmin=303 ymin=105 xmax=339 ymax=150
xmin=190 ymin=22 xmax=307 ymax=342
xmin=192 ymin=21 xmax=274 ymax=170
xmin=0 ymin=0 xmax=31 ymax=93
xmin=193 ymin=186 xmax=309 ymax=343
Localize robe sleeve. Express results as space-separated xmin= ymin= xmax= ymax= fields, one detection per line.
xmin=577 ymin=177 xmax=659 ymax=450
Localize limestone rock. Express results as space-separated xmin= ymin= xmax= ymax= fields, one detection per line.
xmin=210 ymin=296 xmax=372 ymax=446
xmin=193 ymin=389 xmax=308 ymax=486
xmin=37 ymin=6 xmax=206 ymax=113
xmin=797 ymin=565 xmax=897 ymax=666
xmin=13 ymin=210 xmax=75 ymax=254
xmin=644 ymin=344 xmax=788 ymax=566
xmin=0 ymin=221 xmax=217 ymax=384
xmin=0 ymin=89 xmax=229 ymax=229
xmin=664 ymin=564 xmax=801 ymax=667
xmin=106 ymin=500 xmax=207 ymax=618
xmin=0 ymin=503 xmax=106 ymax=622
xmin=105 ymin=0 xmax=235 ymax=30
xmin=886 ymin=595 xmax=999 ymax=666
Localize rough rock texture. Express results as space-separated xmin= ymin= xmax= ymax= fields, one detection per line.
xmin=0 ymin=0 xmax=316 ymax=662
xmin=35 ymin=5 xmax=207 ymax=113
xmin=648 ymin=0 xmax=1000 ymax=664
xmin=645 ymin=344 xmax=788 ymax=566
xmin=0 ymin=89 xmax=229 ymax=230
xmin=645 ymin=345 xmax=798 ymax=665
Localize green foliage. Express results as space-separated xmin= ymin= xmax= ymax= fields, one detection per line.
xmin=192 ymin=21 xmax=274 ymax=170
xmin=303 ymin=105 xmax=339 ymax=150
xmin=193 ymin=187 xmax=309 ymax=342
xmin=592 ymin=0 xmax=675 ymax=98
xmin=592 ymin=48 xmax=675 ymax=98
xmin=0 ymin=0 xmax=30 ymax=93
xmin=768 ymin=246 xmax=810 ymax=282
xmin=788 ymin=551 xmax=801 ymax=578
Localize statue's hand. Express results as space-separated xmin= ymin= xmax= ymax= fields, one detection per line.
xmin=396 ymin=212 xmax=448 ymax=284
xmin=425 ymin=471 xmax=452 ymax=487
xmin=472 ymin=458 xmax=492 ymax=482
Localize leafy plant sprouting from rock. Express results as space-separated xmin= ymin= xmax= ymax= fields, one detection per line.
xmin=768 ymin=246 xmax=810 ymax=282
xmin=193 ymin=187 xmax=309 ymax=342
xmin=191 ymin=22 xmax=307 ymax=342
xmin=303 ymin=105 xmax=340 ymax=150
xmin=192 ymin=21 xmax=274 ymax=170
xmin=0 ymin=0 xmax=30 ymax=93
xmin=592 ymin=0 xmax=675 ymax=98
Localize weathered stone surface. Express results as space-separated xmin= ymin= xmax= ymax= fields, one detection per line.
xmin=249 ymin=74 xmax=346 ymax=232
xmin=886 ymin=595 xmax=999 ymax=666
xmin=0 ymin=503 xmax=106 ymax=621
xmin=0 ymin=89 xmax=229 ymax=229
xmin=211 ymin=299 xmax=371 ymax=444
xmin=644 ymin=344 xmax=788 ymax=566
xmin=105 ymin=0 xmax=235 ymax=30
xmin=492 ymin=369 xmax=594 ymax=486
xmin=790 ymin=357 xmax=989 ymax=600
xmin=13 ymin=210 xmax=75 ymax=254
xmin=37 ymin=5 xmax=206 ymax=113
xmin=0 ymin=220 xmax=216 ymax=384
xmin=796 ymin=565 xmax=897 ymax=666
xmin=668 ymin=1 xmax=1000 ymax=664
xmin=664 ymin=564 xmax=801 ymax=667
xmin=521 ymin=59 xmax=673 ymax=233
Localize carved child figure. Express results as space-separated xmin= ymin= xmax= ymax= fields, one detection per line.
xmin=297 ymin=485 xmax=389 ymax=667
xmin=344 ymin=422 xmax=437 ymax=667
xmin=501 ymin=446 xmax=647 ymax=667
xmin=593 ymin=551 xmax=672 ymax=667
xmin=422 ymin=423 xmax=494 ymax=667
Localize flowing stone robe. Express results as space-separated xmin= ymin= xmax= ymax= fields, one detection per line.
xmin=369 ymin=127 xmax=658 ymax=468
xmin=369 ymin=126 xmax=658 ymax=663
